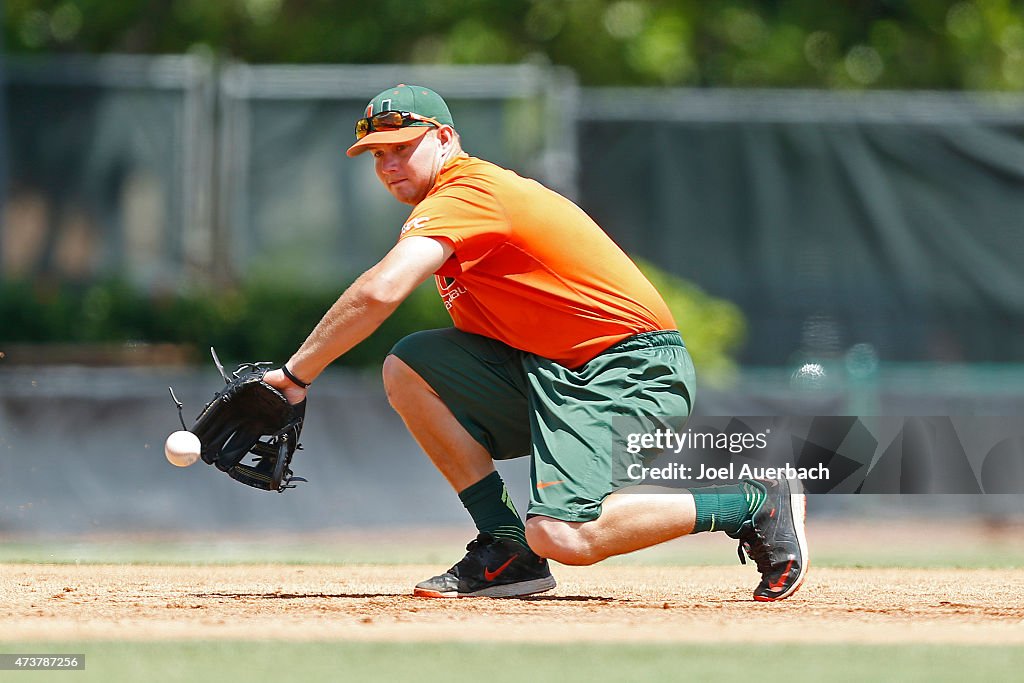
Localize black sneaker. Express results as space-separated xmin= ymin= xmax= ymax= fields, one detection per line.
xmin=414 ymin=533 xmax=557 ymax=598
xmin=729 ymin=478 xmax=808 ymax=602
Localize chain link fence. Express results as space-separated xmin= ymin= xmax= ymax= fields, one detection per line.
xmin=3 ymin=56 xmax=1023 ymax=368
xmin=1 ymin=56 xmax=577 ymax=288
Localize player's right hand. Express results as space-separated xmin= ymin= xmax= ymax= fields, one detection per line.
xmin=263 ymin=368 xmax=308 ymax=405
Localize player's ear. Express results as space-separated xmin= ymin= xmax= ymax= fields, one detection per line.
xmin=437 ymin=125 xmax=455 ymax=152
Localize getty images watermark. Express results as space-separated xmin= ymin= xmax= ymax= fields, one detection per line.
xmin=611 ymin=416 xmax=1024 ymax=494
xmin=623 ymin=426 xmax=829 ymax=483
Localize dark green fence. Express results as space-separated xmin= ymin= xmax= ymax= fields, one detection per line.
xmin=579 ymin=89 xmax=1024 ymax=365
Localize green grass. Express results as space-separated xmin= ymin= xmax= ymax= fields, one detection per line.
xmin=0 ymin=538 xmax=459 ymax=566
xmin=3 ymin=533 xmax=1023 ymax=568
xmin=4 ymin=642 xmax=1023 ymax=683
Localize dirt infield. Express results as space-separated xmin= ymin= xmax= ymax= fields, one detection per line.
xmin=3 ymin=562 xmax=1022 ymax=646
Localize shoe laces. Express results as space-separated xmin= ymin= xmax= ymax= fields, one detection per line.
xmin=447 ymin=533 xmax=496 ymax=575
xmin=736 ymin=528 xmax=772 ymax=574
xmin=465 ymin=532 xmax=495 ymax=552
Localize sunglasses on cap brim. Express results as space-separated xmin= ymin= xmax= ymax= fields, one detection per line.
xmin=354 ymin=111 xmax=443 ymax=140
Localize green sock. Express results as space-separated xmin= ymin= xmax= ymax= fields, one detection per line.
xmin=458 ymin=471 xmax=528 ymax=547
xmin=689 ymin=482 xmax=766 ymax=535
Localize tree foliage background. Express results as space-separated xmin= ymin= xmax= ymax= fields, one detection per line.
xmin=5 ymin=0 xmax=1024 ymax=90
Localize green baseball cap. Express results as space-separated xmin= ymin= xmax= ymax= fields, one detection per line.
xmin=346 ymin=84 xmax=454 ymax=157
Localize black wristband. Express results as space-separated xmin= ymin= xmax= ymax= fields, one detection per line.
xmin=281 ymin=365 xmax=310 ymax=389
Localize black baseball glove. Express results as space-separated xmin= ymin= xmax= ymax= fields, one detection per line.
xmin=169 ymin=349 xmax=306 ymax=492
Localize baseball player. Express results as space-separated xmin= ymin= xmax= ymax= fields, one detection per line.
xmin=264 ymin=84 xmax=807 ymax=601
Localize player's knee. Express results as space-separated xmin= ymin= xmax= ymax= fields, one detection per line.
xmin=382 ymin=354 xmax=418 ymax=412
xmin=526 ymin=517 xmax=601 ymax=566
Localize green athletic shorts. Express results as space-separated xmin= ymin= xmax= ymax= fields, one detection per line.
xmin=389 ymin=328 xmax=696 ymax=522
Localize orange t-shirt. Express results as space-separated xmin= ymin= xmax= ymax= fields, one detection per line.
xmin=398 ymin=154 xmax=676 ymax=368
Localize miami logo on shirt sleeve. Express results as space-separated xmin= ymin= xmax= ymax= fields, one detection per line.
xmin=401 ymin=215 xmax=431 ymax=235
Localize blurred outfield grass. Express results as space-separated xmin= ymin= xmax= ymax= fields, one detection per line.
xmin=2 ymin=520 xmax=1023 ymax=568
xmin=4 ymin=641 xmax=1023 ymax=683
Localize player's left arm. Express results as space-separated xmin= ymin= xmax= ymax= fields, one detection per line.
xmin=264 ymin=235 xmax=452 ymax=400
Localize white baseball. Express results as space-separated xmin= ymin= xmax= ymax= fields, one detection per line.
xmin=165 ymin=430 xmax=201 ymax=467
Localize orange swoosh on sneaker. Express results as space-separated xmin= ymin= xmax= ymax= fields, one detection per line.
xmin=536 ymin=480 xmax=565 ymax=490
xmin=767 ymin=557 xmax=795 ymax=591
xmin=484 ymin=554 xmax=519 ymax=581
